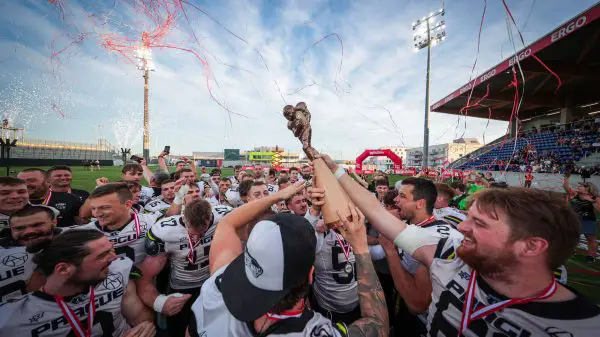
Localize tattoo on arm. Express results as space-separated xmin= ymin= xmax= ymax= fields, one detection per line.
xmin=347 ymin=253 xmax=389 ymax=337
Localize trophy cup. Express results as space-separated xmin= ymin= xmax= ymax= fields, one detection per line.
xmin=283 ymin=102 xmax=351 ymax=225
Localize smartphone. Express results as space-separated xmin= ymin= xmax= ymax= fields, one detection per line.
xmin=130 ymin=155 xmax=142 ymax=163
xmin=164 ymin=145 xmax=170 ymax=154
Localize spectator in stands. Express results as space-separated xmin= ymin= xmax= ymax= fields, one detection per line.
xmin=0 ymin=177 xmax=29 ymax=230
xmin=17 ymin=168 xmax=83 ymax=227
xmin=47 ymin=166 xmax=89 ymax=203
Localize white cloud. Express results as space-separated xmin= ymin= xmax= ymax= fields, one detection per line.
xmin=0 ymin=0 xmax=596 ymax=159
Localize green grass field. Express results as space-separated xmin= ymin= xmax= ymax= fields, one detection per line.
xmin=3 ymin=165 xmax=600 ymax=303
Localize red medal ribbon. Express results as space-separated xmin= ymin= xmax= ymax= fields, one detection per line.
xmin=333 ymin=231 xmax=352 ymax=264
xmin=54 ymin=287 xmax=96 ymax=337
xmin=266 ymin=299 xmax=305 ymax=321
xmin=132 ymin=212 xmax=141 ymax=238
xmin=414 ymin=215 xmax=436 ymax=227
xmin=42 ymin=191 xmax=53 ymax=206
xmin=458 ymin=270 xmax=557 ymax=335
xmin=187 ymin=234 xmax=201 ymax=264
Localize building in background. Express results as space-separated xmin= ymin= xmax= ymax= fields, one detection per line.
xmin=378 ymin=146 xmax=408 ymax=171
xmin=244 ymin=146 xmax=302 ymax=166
xmin=406 ymin=138 xmax=482 ymax=167
xmin=192 ymin=151 xmax=223 ymax=167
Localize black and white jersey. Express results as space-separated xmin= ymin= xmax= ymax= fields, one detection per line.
xmin=143 ymin=197 xmax=170 ymax=214
xmin=70 ymin=188 xmax=90 ymax=204
xmin=0 ymin=228 xmax=62 ymax=304
xmin=305 ymin=213 xmax=358 ymax=314
xmin=425 ymin=236 xmax=600 ymax=337
xmin=0 ymin=213 xmax=10 ymax=231
xmin=139 ymin=186 xmax=155 ymax=205
xmin=30 ymin=192 xmax=82 ymax=227
xmin=78 ymin=212 xmax=163 ymax=265
xmin=401 ymin=220 xmax=463 ymax=275
xmin=189 ymin=265 xmax=348 ymax=337
xmin=267 ymin=184 xmax=279 ymax=195
xmin=0 ymin=245 xmax=34 ymax=304
xmin=0 ymin=257 xmax=134 ymax=337
xmin=433 ymin=207 xmax=466 ymax=228
xmin=145 ymin=205 xmax=232 ymax=290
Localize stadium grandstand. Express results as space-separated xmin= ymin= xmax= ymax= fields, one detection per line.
xmin=1 ymin=123 xmax=118 ymax=166
xmin=433 ymin=3 xmax=600 ymax=173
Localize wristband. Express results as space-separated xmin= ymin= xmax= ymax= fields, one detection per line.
xmin=334 ymin=167 xmax=346 ymax=180
xmin=153 ymin=293 xmax=184 ymax=313
xmin=393 ymin=225 xmax=442 ymax=255
xmin=153 ymin=294 xmax=168 ymax=313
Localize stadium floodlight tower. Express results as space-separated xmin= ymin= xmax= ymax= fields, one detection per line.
xmin=135 ymin=34 xmax=155 ymax=163
xmin=412 ymin=8 xmax=446 ymax=169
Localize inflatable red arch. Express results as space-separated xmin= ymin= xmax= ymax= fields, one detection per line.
xmin=355 ymin=149 xmax=402 ymax=173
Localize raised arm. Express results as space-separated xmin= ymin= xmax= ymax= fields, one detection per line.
xmin=317 ymin=155 xmax=407 ymax=241
xmin=317 ymin=154 xmax=440 ymax=267
xmin=183 ymin=157 xmax=198 ymax=179
xmin=209 ymin=182 xmax=305 ymax=274
xmin=140 ymin=159 xmax=154 ymax=186
xmin=165 ymin=179 xmax=187 ymax=217
xmin=350 ymin=169 xmax=369 ymax=189
xmin=337 ymin=206 xmax=388 ymax=337
xmin=158 ymin=151 xmax=169 ymax=173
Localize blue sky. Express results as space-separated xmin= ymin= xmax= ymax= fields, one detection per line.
xmin=0 ymin=0 xmax=597 ymax=158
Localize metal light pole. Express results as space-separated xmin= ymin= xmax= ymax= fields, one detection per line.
xmin=412 ymin=9 xmax=446 ymax=169
xmin=135 ymin=35 xmax=155 ymax=162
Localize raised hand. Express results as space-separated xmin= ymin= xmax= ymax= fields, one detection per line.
xmin=336 ymin=205 xmax=368 ymax=254
xmin=96 ymin=177 xmax=109 ymax=187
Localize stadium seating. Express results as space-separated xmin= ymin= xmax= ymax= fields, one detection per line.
xmin=455 ymin=129 xmax=598 ymax=172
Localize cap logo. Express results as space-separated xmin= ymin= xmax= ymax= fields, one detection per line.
xmin=244 ymin=246 xmax=263 ymax=279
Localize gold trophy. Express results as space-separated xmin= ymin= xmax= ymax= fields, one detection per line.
xmin=283 ymin=102 xmax=351 ymax=225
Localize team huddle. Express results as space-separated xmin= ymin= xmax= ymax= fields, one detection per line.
xmin=0 ymin=154 xmax=599 ymax=337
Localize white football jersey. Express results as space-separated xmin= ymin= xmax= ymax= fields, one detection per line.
xmin=426 ymin=236 xmax=600 ymax=337
xmin=145 ymin=205 xmax=232 ymax=290
xmin=143 ymin=197 xmax=170 ymax=213
xmin=139 ymin=186 xmax=155 ymax=205
xmin=305 ymin=213 xmax=358 ymax=313
xmin=78 ymin=211 xmax=163 ymax=265
xmin=0 ymin=228 xmax=62 ymax=304
xmin=189 ymin=265 xmax=347 ymax=337
xmin=267 ymin=184 xmax=279 ymax=195
xmin=0 ymin=244 xmax=35 ymax=304
xmin=401 ymin=220 xmax=463 ymax=275
xmin=224 ymin=187 xmax=243 ymax=208
xmin=0 ymin=257 xmax=134 ymax=337
xmin=433 ymin=207 xmax=467 ymax=228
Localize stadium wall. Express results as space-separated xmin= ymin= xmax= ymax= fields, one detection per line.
xmin=489 ymin=172 xmax=600 ymax=192
xmin=1 ymin=158 xmax=113 ymax=166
